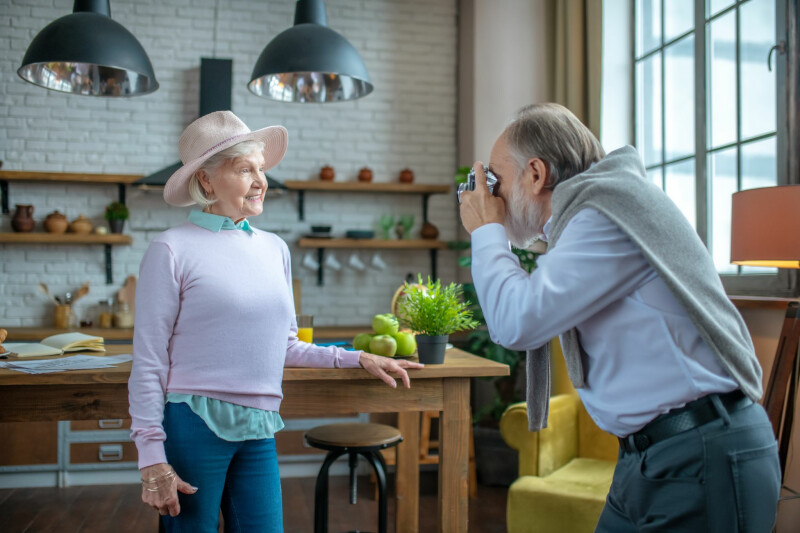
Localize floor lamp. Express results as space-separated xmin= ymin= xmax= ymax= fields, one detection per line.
xmin=731 ymin=185 xmax=800 ymax=491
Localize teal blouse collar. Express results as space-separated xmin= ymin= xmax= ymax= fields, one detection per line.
xmin=189 ymin=209 xmax=252 ymax=233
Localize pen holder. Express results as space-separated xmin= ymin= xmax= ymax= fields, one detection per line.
xmin=54 ymin=304 xmax=72 ymax=329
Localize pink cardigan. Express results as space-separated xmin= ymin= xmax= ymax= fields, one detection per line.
xmin=129 ymin=222 xmax=361 ymax=468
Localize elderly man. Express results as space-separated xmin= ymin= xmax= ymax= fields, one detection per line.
xmin=459 ymin=103 xmax=780 ymax=532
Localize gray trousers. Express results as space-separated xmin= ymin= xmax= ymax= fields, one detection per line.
xmin=595 ymin=399 xmax=781 ymax=533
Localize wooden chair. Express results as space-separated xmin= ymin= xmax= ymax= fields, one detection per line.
xmin=376 ymin=411 xmax=478 ymax=499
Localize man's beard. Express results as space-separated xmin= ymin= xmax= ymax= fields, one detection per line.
xmin=504 ymin=179 xmax=548 ymax=249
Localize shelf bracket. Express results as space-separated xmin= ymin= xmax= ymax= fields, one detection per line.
xmin=317 ymin=248 xmax=325 ymax=286
xmin=104 ymin=244 xmax=114 ymax=285
xmin=0 ymin=180 xmax=8 ymax=214
xmin=298 ymin=191 xmax=305 ymax=221
xmin=118 ymin=184 xmax=126 ymax=205
xmin=422 ymin=193 xmax=431 ymax=223
xmin=430 ymin=249 xmax=438 ymax=279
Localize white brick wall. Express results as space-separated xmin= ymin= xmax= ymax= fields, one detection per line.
xmin=0 ymin=0 xmax=459 ymax=328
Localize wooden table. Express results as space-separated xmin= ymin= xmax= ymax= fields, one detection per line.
xmin=0 ymin=345 xmax=508 ymax=532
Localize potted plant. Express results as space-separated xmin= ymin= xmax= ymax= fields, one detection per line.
xmin=396 ymin=275 xmax=479 ymax=364
xmin=104 ymin=201 xmax=129 ymax=234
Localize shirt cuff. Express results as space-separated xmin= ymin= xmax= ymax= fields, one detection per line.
xmin=339 ymin=349 xmax=363 ymax=368
xmin=136 ymin=439 xmax=167 ymax=470
xmin=471 ymin=223 xmax=510 ymax=252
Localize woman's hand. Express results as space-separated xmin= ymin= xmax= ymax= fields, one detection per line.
xmin=358 ymin=352 xmax=424 ymax=388
xmin=140 ymin=462 xmax=197 ymax=517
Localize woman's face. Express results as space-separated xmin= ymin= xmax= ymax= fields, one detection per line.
xmin=200 ymin=150 xmax=267 ymax=222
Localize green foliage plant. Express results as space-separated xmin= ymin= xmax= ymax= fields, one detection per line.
xmin=104 ymin=201 xmax=130 ymax=221
xmin=397 ymin=275 xmax=479 ymax=337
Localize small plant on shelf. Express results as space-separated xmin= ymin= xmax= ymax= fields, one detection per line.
xmin=104 ymin=202 xmax=129 ymax=234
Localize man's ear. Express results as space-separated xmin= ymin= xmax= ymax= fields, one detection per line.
xmin=528 ymin=158 xmax=550 ymax=195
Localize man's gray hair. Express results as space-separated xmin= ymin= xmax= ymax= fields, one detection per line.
xmin=504 ymin=103 xmax=605 ymax=189
xmin=188 ymin=140 xmax=266 ymax=206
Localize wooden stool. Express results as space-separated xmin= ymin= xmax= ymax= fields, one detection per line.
xmin=305 ymin=423 xmax=403 ymax=533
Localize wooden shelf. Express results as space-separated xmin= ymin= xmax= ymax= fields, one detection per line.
xmin=284 ymin=180 xmax=450 ymax=194
xmin=298 ymin=238 xmax=448 ymax=249
xmin=0 ymin=233 xmax=132 ymax=245
xmin=0 ymin=170 xmax=142 ymax=185
xmin=283 ymin=180 xmax=451 ymax=221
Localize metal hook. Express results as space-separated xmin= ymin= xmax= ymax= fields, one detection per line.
xmin=767 ymin=41 xmax=786 ymax=72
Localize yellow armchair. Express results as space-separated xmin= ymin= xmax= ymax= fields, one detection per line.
xmin=500 ymin=342 xmax=619 ymax=533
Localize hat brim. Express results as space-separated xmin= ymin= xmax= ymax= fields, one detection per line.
xmin=163 ymin=125 xmax=289 ymax=207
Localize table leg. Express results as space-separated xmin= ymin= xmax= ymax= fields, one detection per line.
xmin=396 ymin=410 xmax=420 ymax=532
xmin=438 ymin=377 xmax=470 ymax=533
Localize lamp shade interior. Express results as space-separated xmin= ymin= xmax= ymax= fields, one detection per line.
xmin=249 ymin=19 xmax=373 ymax=103
xmin=730 ymin=185 xmax=800 ymax=269
xmin=18 ymin=7 xmax=158 ymax=97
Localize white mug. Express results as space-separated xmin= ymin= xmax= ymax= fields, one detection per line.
xmin=302 ymin=252 xmax=319 ymax=271
xmin=370 ymin=252 xmax=387 ymax=271
xmin=324 ymin=252 xmax=342 ymax=271
xmin=347 ymin=253 xmax=366 ymax=271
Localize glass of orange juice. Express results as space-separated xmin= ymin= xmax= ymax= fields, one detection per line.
xmin=297 ymin=314 xmax=314 ymax=343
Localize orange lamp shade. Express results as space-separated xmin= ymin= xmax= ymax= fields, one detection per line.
xmin=731 ymin=185 xmax=800 ymax=269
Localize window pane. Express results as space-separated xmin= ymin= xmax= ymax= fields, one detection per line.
xmin=637 ymin=0 xmax=662 ymax=56
xmin=637 ymin=54 xmax=663 ymax=166
xmin=708 ymin=0 xmax=734 ymax=18
xmin=707 ymin=10 xmax=737 ymax=149
xmin=740 ymin=0 xmax=776 ymax=139
xmin=665 ymin=35 xmax=695 ymax=160
xmin=665 ymin=0 xmax=694 ymax=41
xmin=709 ymin=147 xmax=737 ymax=274
xmin=741 ymin=136 xmax=777 ymax=191
xmin=648 ymin=167 xmax=664 ymax=189
xmin=665 ymin=159 xmax=696 ymax=228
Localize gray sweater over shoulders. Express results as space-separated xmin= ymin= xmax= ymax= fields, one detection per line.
xmin=525 ymin=146 xmax=762 ymax=431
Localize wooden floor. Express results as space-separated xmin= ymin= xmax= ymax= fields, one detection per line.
xmin=0 ymin=472 xmax=507 ymax=532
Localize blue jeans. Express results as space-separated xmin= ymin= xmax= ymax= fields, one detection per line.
xmin=160 ymin=402 xmax=283 ymax=533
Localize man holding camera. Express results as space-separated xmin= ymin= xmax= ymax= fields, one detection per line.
xmin=458 ymin=103 xmax=780 ymax=532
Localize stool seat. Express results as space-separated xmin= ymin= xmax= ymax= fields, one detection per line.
xmin=305 ymin=423 xmax=402 ymax=449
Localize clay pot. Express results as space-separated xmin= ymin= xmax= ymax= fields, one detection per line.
xmin=399 ymin=168 xmax=414 ymax=183
xmin=69 ymin=214 xmax=93 ymax=234
xmin=11 ymin=204 xmax=34 ymax=233
xmin=43 ymin=210 xmax=68 ymax=233
xmin=358 ymin=167 xmax=373 ymax=183
xmin=320 ymin=165 xmax=335 ymax=181
xmin=420 ymin=221 xmax=440 ymax=240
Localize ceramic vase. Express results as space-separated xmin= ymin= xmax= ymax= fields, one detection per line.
xmin=11 ymin=204 xmax=34 ymax=232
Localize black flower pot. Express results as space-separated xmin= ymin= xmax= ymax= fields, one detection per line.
xmin=415 ymin=334 xmax=448 ymax=364
xmin=108 ymin=219 xmax=125 ymax=234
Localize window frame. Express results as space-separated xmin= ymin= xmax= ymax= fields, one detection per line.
xmin=633 ymin=0 xmax=797 ymax=297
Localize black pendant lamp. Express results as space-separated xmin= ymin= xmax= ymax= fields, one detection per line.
xmin=248 ymin=0 xmax=373 ymax=103
xmin=17 ymin=0 xmax=158 ymax=97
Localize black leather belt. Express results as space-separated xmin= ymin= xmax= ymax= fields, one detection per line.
xmin=618 ymin=389 xmax=752 ymax=454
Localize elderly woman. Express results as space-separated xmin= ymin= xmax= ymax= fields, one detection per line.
xmin=129 ymin=111 xmax=422 ymax=532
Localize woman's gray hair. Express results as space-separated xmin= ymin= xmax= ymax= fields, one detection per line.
xmin=504 ymin=103 xmax=605 ymax=189
xmin=188 ymin=139 xmax=267 ymax=206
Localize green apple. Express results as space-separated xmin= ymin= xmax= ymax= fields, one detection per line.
xmin=393 ymin=331 xmax=417 ymax=356
xmin=353 ymin=333 xmax=374 ymax=352
xmin=369 ymin=334 xmax=397 ymax=358
xmin=372 ymin=313 xmax=399 ymax=336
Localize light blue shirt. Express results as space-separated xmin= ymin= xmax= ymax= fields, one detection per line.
xmin=166 ymin=209 xmax=284 ymax=442
xmin=471 ymin=208 xmax=738 ymax=436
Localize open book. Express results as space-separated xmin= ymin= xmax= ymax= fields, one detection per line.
xmin=3 ymin=332 xmax=105 ymax=358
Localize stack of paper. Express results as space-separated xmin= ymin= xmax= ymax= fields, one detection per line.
xmin=0 ymin=354 xmax=132 ymax=374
